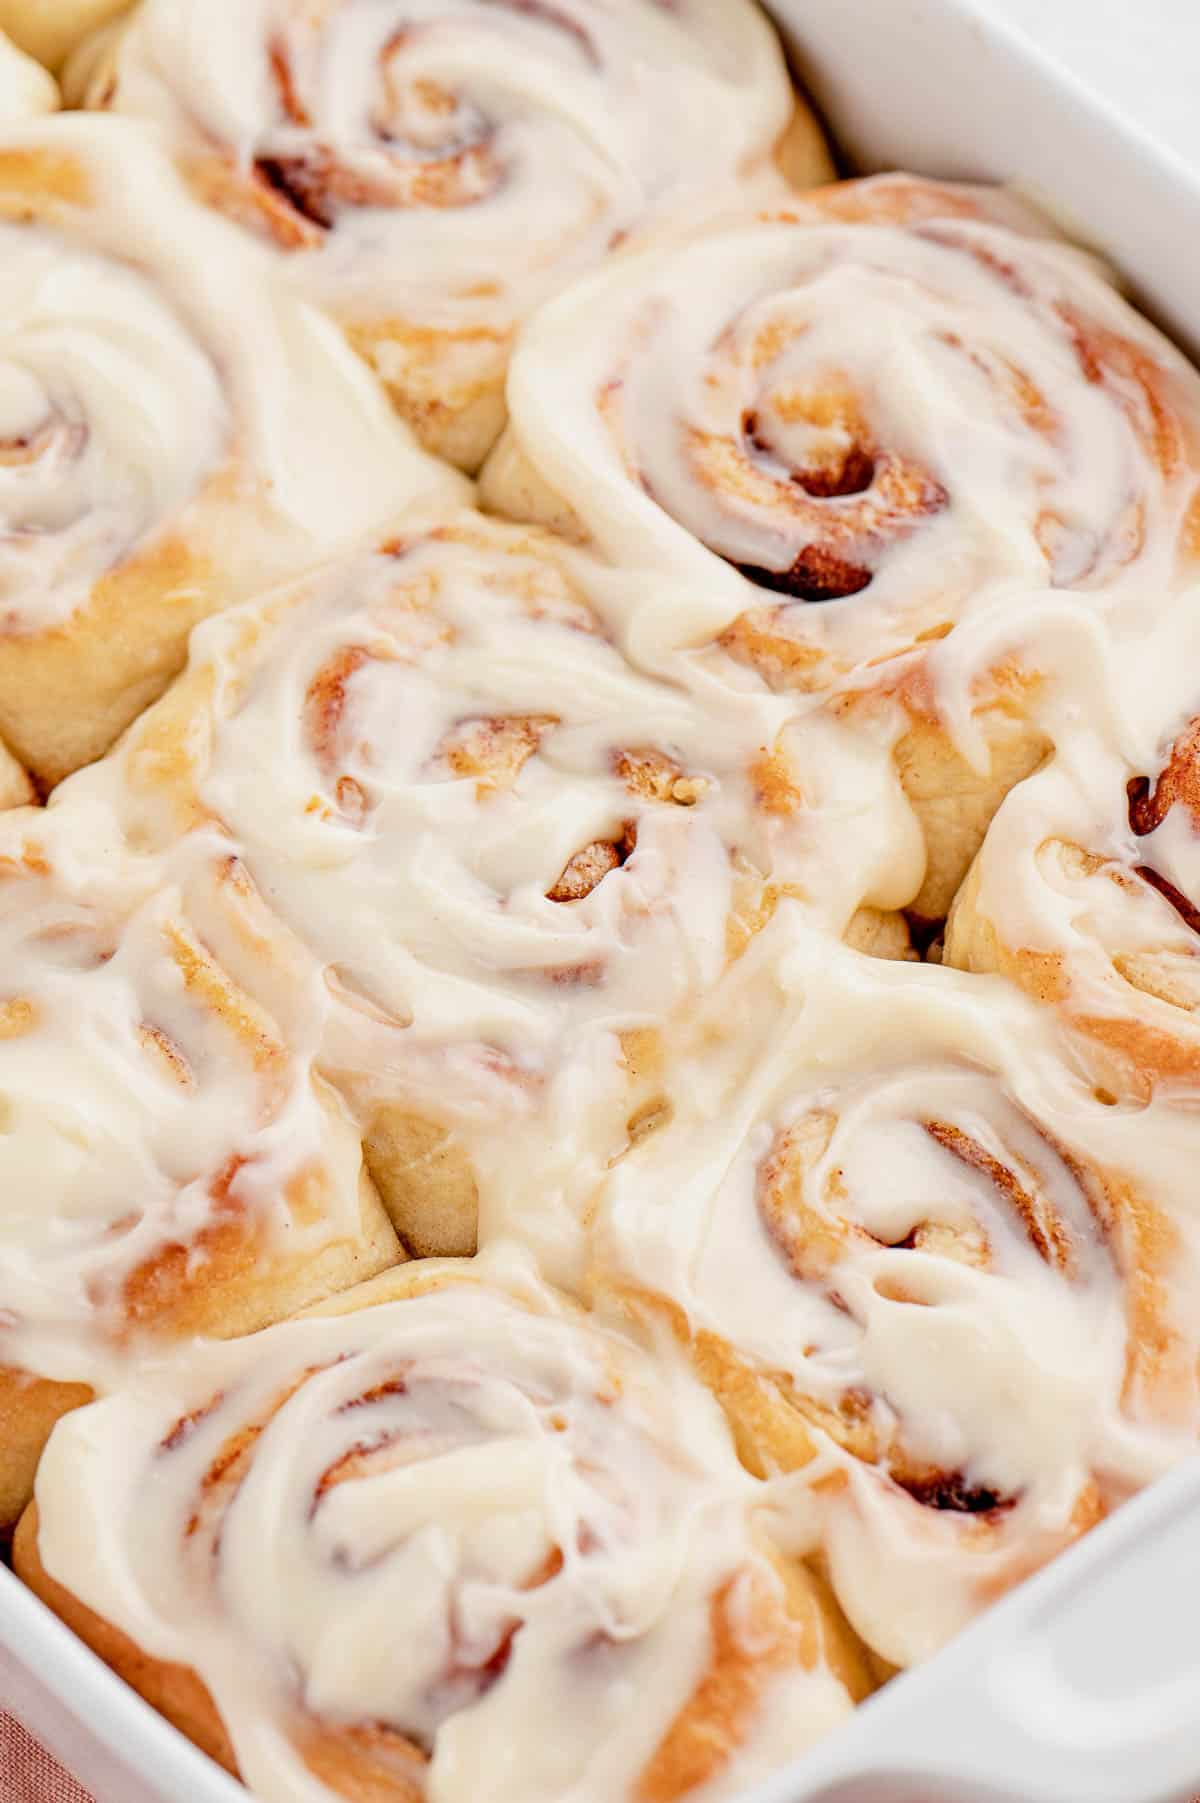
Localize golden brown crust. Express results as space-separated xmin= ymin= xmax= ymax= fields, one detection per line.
xmin=772 ymin=102 xmax=836 ymax=193
xmin=293 ymin=1719 xmax=426 ymax=1803
xmin=0 ymin=737 xmax=34 ymax=808
xmin=118 ymin=1160 xmax=403 ymax=1342
xmin=842 ymin=906 xmax=917 ymax=962
xmin=362 ymin=1103 xmax=479 ymax=1259
xmin=636 ymin=1557 xmax=869 ymax=1803
xmin=14 ymin=1503 xmax=240 ymax=1775
xmin=0 ymin=143 xmax=89 ymax=207
xmin=0 ymin=531 xmax=225 ymax=787
xmin=0 ymin=1372 xmax=93 ymax=1533
xmin=347 ymin=317 xmax=510 ymax=474
xmin=890 ymin=701 xmax=1049 ymax=922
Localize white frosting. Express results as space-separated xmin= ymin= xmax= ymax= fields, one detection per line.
xmin=81 ymin=0 xmax=800 ymax=342
xmin=35 ymin=1248 xmax=855 ymax=1803
xmin=0 ymin=113 xmax=467 ymax=633
xmin=597 ymin=934 xmax=1200 ymax=1664
xmin=0 ymin=781 xmax=368 ymax=1387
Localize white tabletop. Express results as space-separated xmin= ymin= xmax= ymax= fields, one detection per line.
xmin=974 ymin=0 xmax=1200 ymax=170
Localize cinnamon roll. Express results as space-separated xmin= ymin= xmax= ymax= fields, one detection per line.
xmin=0 ymin=113 xmax=466 ymax=786
xmin=594 ymin=939 xmax=1200 ymax=1666
xmin=70 ymin=0 xmax=833 ymax=471
xmin=108 ymin=511 xmax=921 ymax=1273
xmin=482 ymin=174 xmax=1200 ymax=915
xmin=0 ymin=775 xmax=400 ymax=1528
xmin=946 ymin=612 xmax=1200 ymax=1099
xmin=15 ymin=1250 xmax=874 ymax=1801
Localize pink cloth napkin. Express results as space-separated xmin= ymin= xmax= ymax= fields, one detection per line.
xmin=0 ymin=1713 xmax=94 ymax=1803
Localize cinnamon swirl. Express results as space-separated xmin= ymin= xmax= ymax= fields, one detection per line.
xmin=16 ymin=1249 xmax=874 ymax=1801
xmin=70 ymin=0 xmax=833 ymax=471
xmin=108 ymin=511 xmax=921 ymax=1275
xmin=482 ymin=175 xmax=1200 ymax=916
xmin=594 ymin=938 xmax=1200 ymax=1666
xmin=0 ymin=772 xmax=400 ymax=1528
xmin=0 ymin=113 xmax=465 ymax=786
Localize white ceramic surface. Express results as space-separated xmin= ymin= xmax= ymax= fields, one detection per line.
xmin=778 ymin=0 xmax=1200 ymax=360
xmin=976 ymin=0 xmax=1200 ymax=170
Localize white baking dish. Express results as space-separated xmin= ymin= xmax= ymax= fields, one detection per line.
xmin=5 ymin=3 xmax=1200 ymax=1798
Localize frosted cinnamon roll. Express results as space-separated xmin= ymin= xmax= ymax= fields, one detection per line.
xmin=0 ymin=782 xmax=399 ymax=1528
xmin=70 ymin=0 xmax=832 ymax=472
xmin=947 ymin=614 xmax=1200 ymax=1099
xmin=16 ymin=1250 xmax=873 ymax=1801
xmin=594 ymin=941 xmax=1200 ymax=1666
xmin=111 ymin=512 xmax=921 ymax=1271
xmin=482 ymin=174 xmax=1200 ymax=915
xmin=0 ymin=113 xmax=465 ymax=786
